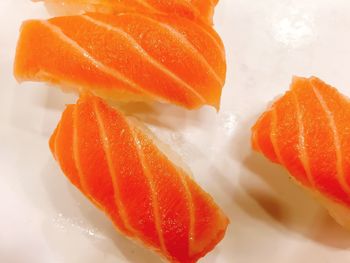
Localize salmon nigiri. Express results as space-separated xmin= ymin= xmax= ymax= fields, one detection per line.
xmin=38 ymin=0 xmax=219 ymax=25
xmin=49 ymin=94 xmax=229 ymax=262
xmin=252 ymin=76 xmax=350 ymax=229
xmin=14 ymin=12 xmax=226 ymax=110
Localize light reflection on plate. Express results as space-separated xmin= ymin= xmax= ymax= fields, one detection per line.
xmin=272 ymin=7 xmax=315 ymax=48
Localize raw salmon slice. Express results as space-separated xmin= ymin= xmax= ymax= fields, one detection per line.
xmin=14 ymin=12 xmax=226 ymax=110
xmin=50 ymin=93 xmax=229 ymax=263
xmin=38 ymin=0 xmax=219 ymax=25
xmin=252 ymin=76 xmax=350 ymax=229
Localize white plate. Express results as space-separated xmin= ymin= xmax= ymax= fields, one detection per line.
xmin=1 ymin=0 xmax=350 ymax=262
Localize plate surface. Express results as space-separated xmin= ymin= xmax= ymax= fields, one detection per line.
xmin=1 ymin=1 xmax=350 ymax=262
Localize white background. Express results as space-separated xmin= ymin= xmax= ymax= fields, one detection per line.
xmin=1 ymin=0 xmax=350 ymax=262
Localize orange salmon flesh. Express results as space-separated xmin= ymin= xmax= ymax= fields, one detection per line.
xmin=50 ymin=94 xmax=229 ymax=263
xmin=38 ymin=0 xmax=219 ymax=25
xmin=14 ymin=12 xmax=226 ymax=110
xmin=252 ymin=76 xmax=350 ymax=228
